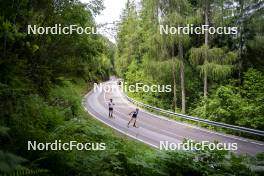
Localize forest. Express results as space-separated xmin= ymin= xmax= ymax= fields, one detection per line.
xmin=116 ymin=0 xmax=264 ymax=131
xmin=0 ymin=0 xmax=263 ymax=175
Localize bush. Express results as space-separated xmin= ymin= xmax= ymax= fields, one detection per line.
xmin=192 ymin=69 xmax=264 ymax=130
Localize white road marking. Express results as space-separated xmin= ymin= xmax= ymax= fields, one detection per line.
xmin=103 ymin=81 xmax=264 ymax=145
xmin=102 ymin=86 xmax=185 ymax=139
xmin=84 ymin=81 xmax=264 ymax=152
xmin=83 ymin=104 xmax=159 ymax=149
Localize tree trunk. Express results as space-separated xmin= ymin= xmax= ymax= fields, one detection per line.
xmin=172 ymin=58 xmax=177 ymax=112
xmin=205 ymin=0 xmax=209 ymax=46
xmin=204 ymin=71 xmax=208 ymax=97
xmin=178 ymin=41 xmax=186 ymax=113
xmin=204 ymin=0 xmax=209 ymax=97
xmin=238 ymin=0 xmax=244 ymax=87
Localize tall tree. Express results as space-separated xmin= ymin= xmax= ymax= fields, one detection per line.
xmin=159 ymin=0 xmax=193 ymax=113
xmin=116 ymin=0 xmax=140 ymax=77
xmin=189 ymin=0 xmax=237 ymax=97
xmin=203 ymin=0 xmax=210 ymax=97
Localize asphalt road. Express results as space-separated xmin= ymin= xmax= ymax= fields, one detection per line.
xmin=83 ymin=80 xmax=264 ymax=155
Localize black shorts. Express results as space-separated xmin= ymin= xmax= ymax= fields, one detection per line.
xmin=109 ymin=107 xmax=113 ymax=111
xmin=132 ymin=114 xmax=137 ymax=118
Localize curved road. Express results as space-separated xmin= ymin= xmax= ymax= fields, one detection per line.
xmin=83 ymin=80 xmax=264 ymax=155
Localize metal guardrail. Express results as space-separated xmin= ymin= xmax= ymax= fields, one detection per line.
xmin=125 ymin=95 xmax=264 ymax=137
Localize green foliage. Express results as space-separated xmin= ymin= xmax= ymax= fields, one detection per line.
xmin=1 ymin=0 xmax=264 ymax=175
xmin=116 ymin=0 xmax=263 ymax=132
xmin=115 ymin=0 xmax=141 ymax=77
xmin=0 ymin=0 xmax=114 ymax=174
xmin=190 ymin=45 xmax=237 ymax=80
xmin=0 ymin=150 xmax=27 ymax=174
xmin=192 ymin=69 xmax=264 ymax=130
xmin=49 ymin=81 xmax=82 ymax=120
xmin=155 ymin=147 xmax=264 ymax=176
xmin=3 ymin=69 xmax=262 ymax=175
xmin=0 ymin=127 xmax=49 ymax=175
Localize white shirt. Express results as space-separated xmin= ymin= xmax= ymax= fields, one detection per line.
xmin=108 ymin=102 xmax=114 ymax=108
